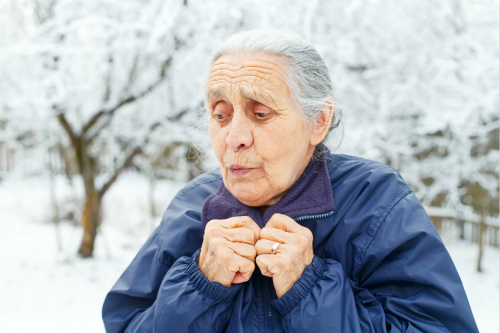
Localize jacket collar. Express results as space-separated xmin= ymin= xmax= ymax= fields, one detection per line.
xmin=201 ymin=146 xmax=335 ymax=228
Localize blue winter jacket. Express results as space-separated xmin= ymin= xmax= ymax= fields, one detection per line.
xmin=102 ymin=153 xmax=478 ymax=333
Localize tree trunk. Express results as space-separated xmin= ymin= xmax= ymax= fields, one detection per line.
xmin=78 ymin=190 xmax=101 ymax=257
xmin=55 ymin=61 xmax=170 ymax=258
xmin=476 ymin=216 xmax=486 ymax=272
xmin=474 ymin=183 xmax=486 ymax=273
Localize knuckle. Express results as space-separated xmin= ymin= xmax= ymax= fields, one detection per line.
xmin=204 ymin=226 xmax=218 ymax=238
xmin=205 ymin=219 xmax=219 ymax=228
xmin=260 ymin=227 xmax=271 ymax=238
xmin=243 ymin=229 xmax=254 ymax=243
xmin=238 ymin=216 xmax=250 ymax=226
xmin=297 ymin=235 xmax=308 ymax=248
xmin=242 ymin=261 xmax=255 ymax=274
xmin=270 ymin=213 xmax=287 ymax=226
xmin=248 ymin=245 xmax=257 ymax=257
xmin=266 ymin=260 xmax=277 ymax=272
xmin=303 ymin=228 xmax=313 ymax=242
xmin=255 ymin=241 xmax=265 ymax=254
xmin=256 ymin=255 xmax=266 ymax=267
xmin=275 ymin=213 xmax=287 ymax=221
xmin=240 ymin=255 xmax=253 ymax=266
xmin=300 ymin=232 xmax=312 ymax=246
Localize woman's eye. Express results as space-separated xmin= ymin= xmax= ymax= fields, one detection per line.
xmin=215 ymin=114 xmax=228 ymax=120
xmin=254 ymin=103 xmax=272 ymax=120
xmin=212 ymin=101 xmax=231 ymax=122
xmin=255 ymin=112 xmax=270 ymax=119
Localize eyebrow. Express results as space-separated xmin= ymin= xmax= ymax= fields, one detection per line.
xmin=241 ymin=87 xmax=278 ymax=110
xmin=240 ymin=89 xmax=257 ymax=101
xmin=207 ymin=87 xmax=259 ymax=103
xmin=207 ymin=86 xmax=274 ymax=110
xmin=206 ymin=88 xmax=226 ymax=100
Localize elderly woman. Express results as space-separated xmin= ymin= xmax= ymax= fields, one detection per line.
xmin=103 ymin=30 xmax=478 ymax=333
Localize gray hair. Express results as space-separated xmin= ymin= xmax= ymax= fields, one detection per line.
xmin=207 ymin=29 xmax=342 ymax=137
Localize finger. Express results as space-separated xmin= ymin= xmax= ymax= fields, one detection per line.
xmin=221 ymin=228 xmax=256 ymax=245
xmin=256 ymin=254 xmax=278 ymax=277
xmin=260 ymin=226 xmax=295 ymax=244
xmin=266 ymin=213 xmax=303 ymax=233
xmin=266 ymin=213 xmax=313 ymax=242
xmin=212 ymin=247 xmax=242 ymax=285
xmin=232 ymin=272 xmax=248 ymax=284
xmin=226 ymin=241 xmax=257 ymax=261
xmin=219 ymin=216 xmax=261 ymax=241
xmin=255 ymin=239 xmax=290 ymax=255
xmin=231 ymin=255 xmax=255 ymax=284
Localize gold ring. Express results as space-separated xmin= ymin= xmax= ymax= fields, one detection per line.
xmin=271 ymin=242 xmax=280 ymax=254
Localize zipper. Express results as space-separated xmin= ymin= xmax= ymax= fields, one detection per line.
xmin=294 ymin=210 xmax=334 ymax=222
xmin=264 ymin=277 xmax=274 ymax=333
xmin=258 ymin=210 xmax=334 ymax=333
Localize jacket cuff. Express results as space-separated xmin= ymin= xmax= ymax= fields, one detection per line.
xmin=186 ymin=249 xmax=242 ymax=302
xmin=271 ymin=255 xmax=326 ymax=316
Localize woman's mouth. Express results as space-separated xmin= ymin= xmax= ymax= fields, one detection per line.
xmin=228 ymin=164 xmax=254 ymax=177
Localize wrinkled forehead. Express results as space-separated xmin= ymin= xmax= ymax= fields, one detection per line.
xmin=206 ymin=54 xmax=291 ymax=109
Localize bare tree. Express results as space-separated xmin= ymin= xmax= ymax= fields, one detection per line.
xmin=55 ymin=70 xmax=169 ymax=256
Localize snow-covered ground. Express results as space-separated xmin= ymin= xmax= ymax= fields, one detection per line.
xmin=0 ymin=173 xmax=498 ymax=333
xmin=443 ymin=239 xmax=499 ymax=333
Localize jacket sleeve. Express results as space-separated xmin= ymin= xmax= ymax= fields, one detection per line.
xmin=102 ymin=228 xmax=241 ymax=333
xmin=102 ymin=172 xmax=238 ymax=333
xmin=271 ymin=191 xmax=479 ymax=333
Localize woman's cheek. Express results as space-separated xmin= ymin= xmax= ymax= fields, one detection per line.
xmin=255 ymin=126 xmax=286 ymax=161
xmin=255 ymin=129 xmax=285 ymax=177
xmin=209 ymin=126 xmax=226 ymax=160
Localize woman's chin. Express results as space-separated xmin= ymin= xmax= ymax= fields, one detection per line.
xmin=229 ymin=184 xmax=270 ymax=207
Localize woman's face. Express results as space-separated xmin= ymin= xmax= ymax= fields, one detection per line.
xmin=207 ymin=53 xmax=319 ymax=207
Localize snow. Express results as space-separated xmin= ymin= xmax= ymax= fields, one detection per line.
xmin=444 ymin=238 xmax=499 ymax=333
xmin=0 ymin=173 xmax=184 ymax=333
xmin=0 ymin=173 xmax=498 ymax=332
xmin=0 ymin=1 xmax=497 ymax=331
xmin=2 ymin=0 xmax=498 ymax=214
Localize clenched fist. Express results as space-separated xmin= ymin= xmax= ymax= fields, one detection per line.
xmin=255 ymin=213 xmax=314 ymax=298
xmin=199 ymin=216 xmax=261 ymax=287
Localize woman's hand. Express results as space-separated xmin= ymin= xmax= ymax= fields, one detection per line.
xmin=255 ymin=213 xmax=314 ymax=298
xmin=199 ymin=216 xmax=261 ymax=287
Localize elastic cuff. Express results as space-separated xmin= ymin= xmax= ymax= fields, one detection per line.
xmin=271 ymin=255 xmax=326 ymax=316
xmin=186 ymin=249 xmax=242 ymax=302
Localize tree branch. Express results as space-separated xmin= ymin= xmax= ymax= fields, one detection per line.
xmin=98 ymin=146 xmax=142 ymax=198
xmin=83 ymin=55 xmax=174 ymax=140
xmin=167 ymin=107 xmax=190 ymax=122
xmin=55 ymin=111 xmax=79 ymax=148
xmin=84 ymin=77 xmax=167 ymax=142
xmin=81 ymin=95 xmax=134 ymax=136
xmin=122 ymin=53 xmax=140 ymax=97
xmin=98 ymin=121 xmax=162 ymax=198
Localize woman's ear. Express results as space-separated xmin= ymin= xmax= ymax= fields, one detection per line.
xmin=309 ymin=99 xmax=334 ymax=146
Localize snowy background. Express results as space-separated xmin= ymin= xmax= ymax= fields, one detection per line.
xmin=0 ymin=174 xmax=498 ymax=332
xmin=0 ymin=0 xmax=498 ymax=332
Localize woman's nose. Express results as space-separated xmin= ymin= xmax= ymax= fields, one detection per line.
xmin=226 ymin=114 xmax=253 ymax=151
